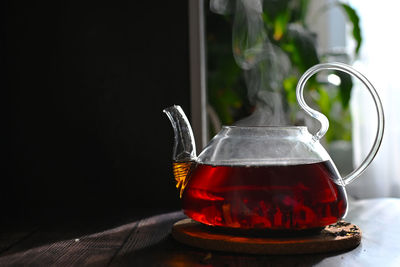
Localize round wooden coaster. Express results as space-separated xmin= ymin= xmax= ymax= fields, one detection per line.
xmin=172 ymin=219 xmax=361 ymax=255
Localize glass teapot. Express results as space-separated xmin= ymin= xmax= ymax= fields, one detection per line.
xmin=164 ymin=62 xmax=384 ymax=231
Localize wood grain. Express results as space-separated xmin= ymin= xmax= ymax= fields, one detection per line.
xmin=0 ymin=198 xmax=399 ymax=266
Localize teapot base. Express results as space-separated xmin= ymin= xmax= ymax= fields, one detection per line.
xmin=200 ymin=224 xmax=325 ymax=238
xmin=172 ymin=218 xmax=361 ymax=255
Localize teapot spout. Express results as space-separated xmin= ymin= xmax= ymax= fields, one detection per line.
xmin=163 ymin=105 xmax=197 ymax=161
xmin=164 ymin=105 xmax=197 ymax=198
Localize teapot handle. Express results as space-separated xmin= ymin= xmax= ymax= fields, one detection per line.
xmin=296 ymin=62 xmax=384 ymax=185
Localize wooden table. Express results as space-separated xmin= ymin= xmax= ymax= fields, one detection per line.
xmin=1 ymin=198 xmax=399 ymax=266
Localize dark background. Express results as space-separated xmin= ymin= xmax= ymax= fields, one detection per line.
xmin=1 ymin=1 xmax=190 ymax=224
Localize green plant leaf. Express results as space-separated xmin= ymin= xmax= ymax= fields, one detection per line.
xmin=316 ymin=86 xmax=331 ymax=115
xmin=289 ymin=0 xmax=310 ymax=25
xmin=335 ymin=70 xmax=353 ymax=108
xmin=338 ymin=3 xmax=362 ymax=55
xmin=283 ymin=76 xmax=298 ymax=103
xmin=284 ymin=26 xmax=320 ymax=72
xmin=262 ymin=0 xmax=291 ymax=21
xmin=273 ymin=12 xmax=290 ymax=41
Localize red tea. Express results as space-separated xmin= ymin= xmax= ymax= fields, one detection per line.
xmin=181 ymin=161 xmax=347 ymax=230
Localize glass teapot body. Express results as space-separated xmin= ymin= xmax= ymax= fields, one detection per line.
xmin=179 ymin=126 xmax=347 ymax=230
xmin=165 ymin=62 xmax=384 ymax=231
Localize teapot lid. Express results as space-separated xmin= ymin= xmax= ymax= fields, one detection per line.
xmin=197 ymin=126 xmax=330 ymax=166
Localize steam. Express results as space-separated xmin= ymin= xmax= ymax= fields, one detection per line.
xmin=210 ymin=0 xmax=291 ymax=126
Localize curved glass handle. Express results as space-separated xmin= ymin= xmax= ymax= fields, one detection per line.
xmin=296 ymin=62 xmax=385 ymax=185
